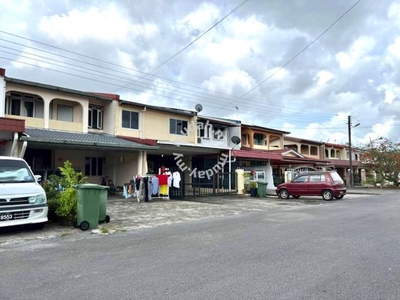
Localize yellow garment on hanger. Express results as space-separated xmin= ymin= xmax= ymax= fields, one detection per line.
xmin=159 ymin=185 xmax=168 ymax=195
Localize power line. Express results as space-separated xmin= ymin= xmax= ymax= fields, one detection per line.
xmin=0 ymin=0 xmax=354 ymax=123
xmin=210 ymin=0 xmax=363 ymax=114
xmin=112 ymin=0 xmax=251 ymax=93
xmin=0 ymin=44 xmax=335 ymax=121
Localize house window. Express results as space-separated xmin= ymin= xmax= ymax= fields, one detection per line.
xmin=84 ymin=157 xmax=104 ymax=176
xmin=122 ymin=110 xmax=139 ymax=129
xmin=57 ymin=105 xmax=74 ymax=122
xmin=213 ymin=126 xmax=225 ymax=140
xmin=170 ymin=118 xmax=188 ymax=135
xmin=89 ymin=105 xmax=103 ymax=129
xmin=300 ymin=145 xmax=309 ymax=155
xmin=5 ymin=91 xmax=44 ymax=117
xmin=253 ymin=133 xmax=266 ymax=146
xmin=197 ymin=122 xmax=211 ymax=139
xmin=310 ymin=146 xmax=318 ymax=156
xmin=241 ymin=134 xmax=249 ymax=146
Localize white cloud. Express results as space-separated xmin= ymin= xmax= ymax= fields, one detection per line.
xmin=201 ymin=70 xmax=256 ymax=94
xmin=174 ymin=2 xmax=220 ymax=36
xmin=316 ymin=70 xmax=334 ymax=86
xmin=39 ymin=4 xmax=158 ymax=44
xmin=336 ymin=36 xmax=376 ymax=70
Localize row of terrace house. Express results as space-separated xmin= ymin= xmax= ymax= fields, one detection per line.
xmin=0 ymin=68 xmax=363 ymax=199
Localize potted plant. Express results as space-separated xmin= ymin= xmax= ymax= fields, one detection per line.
xmin=248 ymin=181 xmax=258 ymax=197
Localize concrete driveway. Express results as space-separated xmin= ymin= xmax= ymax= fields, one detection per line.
xmin=0 ymin=188 xmax=387 ymax=246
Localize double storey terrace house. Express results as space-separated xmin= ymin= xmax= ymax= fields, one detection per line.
xmin=323 ymin=142 xmax=362 ymax=186
xmin=0 ymin=68 xmax=157 ymax=187
xmin=120 ymin=109 xmax=242 ymax=198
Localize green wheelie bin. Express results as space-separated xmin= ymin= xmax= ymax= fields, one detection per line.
xmin=75 ymin=184 xmax=108 ymax=231
xmin=98 ymin=185 xmax=110 ymax=224
xmin=257 ymin=181 xmax=267 ymax=198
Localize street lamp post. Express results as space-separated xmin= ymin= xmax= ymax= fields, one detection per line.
xmin=348 ymin=115 xmax=360 ymax=187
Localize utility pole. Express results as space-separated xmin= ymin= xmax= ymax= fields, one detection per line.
xmin=348 ymin=115 xmax=353 ymax=188
xmin=348 ymin=115 xmax=360 ymax=188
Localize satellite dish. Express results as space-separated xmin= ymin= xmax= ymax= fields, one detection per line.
xmin=231 ymin=136 xmax=241 ymax=145
xmin=195 ymin=104 xmax=203 ymax=112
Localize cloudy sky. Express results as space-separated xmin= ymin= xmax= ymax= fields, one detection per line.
xmin=1 ymin=0 xmax=399 ymax=146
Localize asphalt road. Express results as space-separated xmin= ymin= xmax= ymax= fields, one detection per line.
xmin=1 ymin=192 xmax=400 ymax=300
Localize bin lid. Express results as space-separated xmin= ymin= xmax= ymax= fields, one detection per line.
xmin=75 ymin=183 xmax=109 ymax=190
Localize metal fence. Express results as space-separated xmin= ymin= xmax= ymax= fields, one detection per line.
xmin=184 ymin=172 xmax=237 ymax=198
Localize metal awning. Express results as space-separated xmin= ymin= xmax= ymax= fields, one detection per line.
xmin=21 ymin=128 xmax=159 ymax=151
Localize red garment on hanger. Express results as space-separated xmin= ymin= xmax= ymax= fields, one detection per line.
xmin=157 ymin=174 xmax=169 ymax=185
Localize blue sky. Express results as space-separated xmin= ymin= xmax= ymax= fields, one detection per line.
xmin=1 ymin=0 xmax=399 ymax=146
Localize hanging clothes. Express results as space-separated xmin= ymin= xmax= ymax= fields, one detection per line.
xmin=156 ymin=174 xmax=169 ymax=196
xmin=166 ymin=171 xmax=173 ymax=187
xmin=151 ymin=176 xmax=159 ymax=196
xmin=172 ymin=171 xmax=181 ymax=188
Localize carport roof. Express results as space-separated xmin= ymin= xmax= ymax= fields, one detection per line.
xmin=21 ymin=128 xmax=158 ymax=151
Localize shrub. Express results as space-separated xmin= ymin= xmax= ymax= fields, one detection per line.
xmin=43 ymin=161 xmax=87 ymax=225
xmin=56 ymin=187 xmax=78 ymax=224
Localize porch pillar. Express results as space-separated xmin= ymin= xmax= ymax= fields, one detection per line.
xmin=236 ymin=169 xmax=244 ymax=194
xmin=0 ymin=68 xmax=5 ymax=118
xmin=43 ymin=97 xmax=51 ymax=129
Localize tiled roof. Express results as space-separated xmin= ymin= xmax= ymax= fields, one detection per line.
xmin=232 ymin=149 xmax=282 ymax=160
xmin=117 ymin=135 xmax=158 ymax=146
xmin=21 ymin=128 xmax=158 ymax=150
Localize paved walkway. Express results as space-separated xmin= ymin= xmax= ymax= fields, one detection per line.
xmin=0 ymin=187 xmax=394 ymax=246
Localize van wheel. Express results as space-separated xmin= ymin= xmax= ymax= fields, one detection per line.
xmin=322 ymin=190 xmax=333 ymax=201
xmin=279 ymin=189 xmax=290 ymax=199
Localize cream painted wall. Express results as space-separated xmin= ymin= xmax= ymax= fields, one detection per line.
xmin=0 ymin=73 xmax=5 ymax=118
xmin=49 ymin=120 xmax=82 ymax=132
xmin=115 ymin=104 xmax=141 ymax=138
xmin=4 ymin=115 xmax=44 ymax=128
xmin=115 ymin=104 xmax=196 ymax=143
xmin=5 ymin=83 xmax=112 ymax=133
xmin=143 ymin=110 xmax=196 ymax=143
xmin=102 ymin=100 xmax=116 ymax=135
xmin=53 ymin=149 xmax=139 ymax=187
xmin=109 ymin=153 xmax=139 ymax=187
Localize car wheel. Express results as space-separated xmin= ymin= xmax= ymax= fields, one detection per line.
xmin=322 ymin=190 xmax=333 ymax=201
xmin=292 ymin=195 xmax=300 ymax=199
xmin=334 ymin=195 xmax=344 ymax=199
xmin=279 ymin=189 xmax=290 ymax=199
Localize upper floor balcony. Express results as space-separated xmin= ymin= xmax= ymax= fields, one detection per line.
xmin=4 ymin=87 xmax=114 ymax=134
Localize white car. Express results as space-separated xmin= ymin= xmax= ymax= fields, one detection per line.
xmin=0 ymin=156 xmax=48 ymax=229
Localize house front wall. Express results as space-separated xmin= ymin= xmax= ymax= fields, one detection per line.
xmin=284 ymin=141 xmax=322 ymax=159
xmin=241 ymin=128 xmax=284 ymax=150
xmin=5 ymin=82 xmax=115 ymax=134
xmin=115 ymin=104 xmax=197 ymax=143
xmin=27 ymin=147 xmax=140 ymax=187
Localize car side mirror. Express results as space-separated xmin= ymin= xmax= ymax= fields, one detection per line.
xmin=34 ymin=175 xmax=42 ymax=182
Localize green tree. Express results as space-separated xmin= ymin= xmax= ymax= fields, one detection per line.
xmin=360 ymin=138 xmax=400 ymax=186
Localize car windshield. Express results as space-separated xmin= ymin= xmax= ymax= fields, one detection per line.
xmin=0 ymin=160 xmax=35 ymax=183
xmin=330 ymin=172 xmax=344 ymax=183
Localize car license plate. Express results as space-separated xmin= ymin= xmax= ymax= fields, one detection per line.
xmin=0 ymin=213 xmax=13 ymax=221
